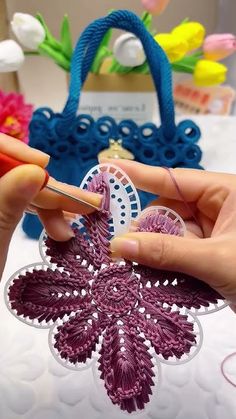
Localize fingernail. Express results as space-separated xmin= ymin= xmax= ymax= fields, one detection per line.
xmin=110 ymin=237 xmax=139 ymax=259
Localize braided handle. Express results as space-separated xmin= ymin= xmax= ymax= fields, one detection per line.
xmin=62 ymin=10 xmax=176 ymax=140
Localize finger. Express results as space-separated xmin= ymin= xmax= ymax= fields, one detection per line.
xmin=100 ymin=158 xmax=235 ymax=201
xmin=36 ymin=208 xmax=75 ymax=241
xmin=32 ymin=177 xmax=102 ymax=213
xmin=0 ymin=164 xmax=45 ymax=278
xmin=197 ymin=212 xmax=214 ymax=237
xmin=110 ymin=232 xmax=220 ymax=285
xmin=212 ymin=190 xmax=236 ymax=236
xmin=0 ymin=133 xmax=50 ymax=167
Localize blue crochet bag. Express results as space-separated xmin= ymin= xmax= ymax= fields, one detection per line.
xmin=23 ymin=10 xmax=202 ymax=239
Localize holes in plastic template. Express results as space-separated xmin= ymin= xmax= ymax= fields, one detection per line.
xmin=80 ymin=163 xmax=141 ymax=237
xmin=189 ymin=298 xmax=228 ymax=316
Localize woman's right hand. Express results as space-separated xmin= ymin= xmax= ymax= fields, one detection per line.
xmin=108 ymin=159 xmax=236 ymax=308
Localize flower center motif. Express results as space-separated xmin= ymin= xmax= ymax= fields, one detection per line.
xmin=4 ymin=116 xmax=21 ymax=137
xmin=92 ymin=263 xmax=139 ymax=316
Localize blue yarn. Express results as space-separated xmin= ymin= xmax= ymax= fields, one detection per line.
xmin=23 ymin=10 xmax=202 ymax=239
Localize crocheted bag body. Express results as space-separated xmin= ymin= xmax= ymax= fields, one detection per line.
xmin=23 ymin=10 xmax=202 ymax=239
xmin=6 ymin=164 xmax=226 ymax=414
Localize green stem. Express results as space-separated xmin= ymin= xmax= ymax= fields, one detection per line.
xmin=171 ymin=53 xmax=203 ymax=74
xmin=38 ymin=42 xmax=70 ymax=71
xmin=36 ymin=13 xmax=62 ymax=52
xmin=24 ymin=51 xmax=40 ymax=56
xmin=91 ymin=49 xmax=113 ymax=74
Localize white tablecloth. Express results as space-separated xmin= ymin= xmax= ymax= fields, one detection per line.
xmin=1 ymin=116 xmax=236 ymax=419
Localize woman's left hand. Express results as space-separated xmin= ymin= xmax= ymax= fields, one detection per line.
xmin=0 ymin=134 xmax=101 ymax=280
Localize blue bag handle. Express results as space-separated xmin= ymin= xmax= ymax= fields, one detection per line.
xmin=62 ymin=10 xmax=176 ymax=141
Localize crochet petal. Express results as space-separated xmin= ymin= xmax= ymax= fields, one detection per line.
xmin=8 ymin=264 xmax=92 ymax=325
xmin=83 ymin=172 xmax=111 ymax=266
xmin=53 ymin=309 xmax=108 ymax=365
xmin=131 ymin=306 xmax=196 ymax=360
xmin=137 ymin=266 xmax=223 ymax=310
xmin=137 ymin=208 xmax=184 ymax=236
xmin=45 ymin=229 xmax=96 ymax=269
xmin=98 ymin=320 xmax=155 ymax=413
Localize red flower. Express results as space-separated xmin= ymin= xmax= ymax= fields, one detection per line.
xmin=0 ymin=90 xmax=33 ymax=143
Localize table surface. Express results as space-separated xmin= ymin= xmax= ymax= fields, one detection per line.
xmin=1 ymin=116 xmax=236 ymax=419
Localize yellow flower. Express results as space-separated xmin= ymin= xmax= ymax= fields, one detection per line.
xmin=172 ymin=22 xmax=205 ymax=51
xmin=154 ymin=33 xmax=188 ymax=63
xmin=194 ymin=59 xmax=227 ymax=86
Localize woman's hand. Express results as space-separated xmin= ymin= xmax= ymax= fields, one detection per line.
xmin=109 ymin=159 xmax=236 ymax=307
xmin=0 ymin=134 xmax=101 ymax=280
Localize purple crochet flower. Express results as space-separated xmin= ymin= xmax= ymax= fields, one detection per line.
xmin=7 ymin=170 xmax=225 ymax=413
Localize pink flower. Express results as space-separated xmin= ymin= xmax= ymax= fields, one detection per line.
xmin=0 ymin=91 xmax=33 ymax=143
xmin=203 ymin=33 xmax=236 ymax=61
xmin=141 ymin=0 xmax=171 ymax=15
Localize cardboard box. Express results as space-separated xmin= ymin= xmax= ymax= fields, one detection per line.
xmin=80 ymin=72 xmax=156 ymax=124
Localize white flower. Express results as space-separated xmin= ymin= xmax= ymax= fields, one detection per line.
xmin=113 ymin=33 xmax=146 ymax=67
xmin=11 ymin=12 xmax=46 ymax=50
xmin=0 ymin=39 xmax=24 ymax=72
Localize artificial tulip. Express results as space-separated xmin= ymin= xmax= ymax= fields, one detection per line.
xmin=154 ymin=33 xmax=188 ymax=62
xmin=113 ymin=33 xmax=146 ymax=67
xmin=11 ymin=13 xmax=46 ymax=50
xmin=203 ymin=33 xmax=236 ymax=61
xmin=0 ymin=40 xmax=24 ymax=72
xmin=194 ymin=59 xmax=227 ymax=86
xmin=141 ymin=0 xmax=171 ymax=15
xmin=172 ymin=22 xmax=205 ymax=51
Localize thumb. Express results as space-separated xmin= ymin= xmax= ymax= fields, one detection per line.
xmin=0 ymin=164 xmax=45 ymax=278
xmin=110 ymin=232 xmax=217 ymax=284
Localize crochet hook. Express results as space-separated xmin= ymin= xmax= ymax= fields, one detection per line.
xmin=0 ymin=151 xmax=100 ymax=211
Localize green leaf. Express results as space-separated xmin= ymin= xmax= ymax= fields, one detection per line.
xmin=90 ymin=29 xmax=112 ymax=73
xmin=90 ymin=47 xmax=112 ymax=74
xmin=108 ymin=58 xmax=132 ymax=74
xmin=180 ymin=17 xmax=190 ymax=25
xmin=141 ymin=12 xmax=152 ymax=31
xmin=131 ymin=61 xmax=150 ymax=74
xmin=38 ymin=43 xmax=70 ymax=71
xmin=100 ymin=28 xmax=112 ymax=49
xmin=60 ymin=14 xmax=73 ymax=60
xmin=36 ymin=13 xmax=61 ymax=51
xmin=171 ymin=54 xmax=200 ymax=74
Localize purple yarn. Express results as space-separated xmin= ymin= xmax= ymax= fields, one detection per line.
xmin=8 ymin=171 xmax=224 ymax=413
xmin=137 ymin=211 xmax=182 ymax=235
